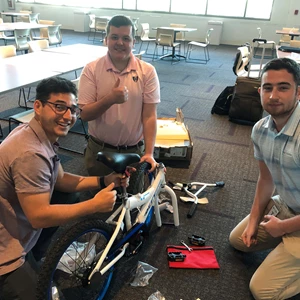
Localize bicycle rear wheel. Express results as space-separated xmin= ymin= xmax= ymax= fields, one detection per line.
xmin=127 ymin=162 xmax=154 ymax=234
xmin=37 ymin=216 xmax=114 ymax=300
xmin=127 ymin=162 xmax=152 ymax=195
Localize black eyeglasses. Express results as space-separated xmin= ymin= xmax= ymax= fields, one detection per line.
xmin=46 ymin=101 xmax=81 ymax=117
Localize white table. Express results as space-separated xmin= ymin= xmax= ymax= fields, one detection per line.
xmin=0 ymin=22 xmax=48 ymax=32
xmin=42 ymin=43 xmax=108 ymax=59
xmin=0 ymin=44 xmax=106 ymax=95
xmin=276 ymin=29 xmax=300 ymax=41
xmin=1 ymin=12 xmax=30 ymax=23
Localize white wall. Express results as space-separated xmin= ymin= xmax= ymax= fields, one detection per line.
xmin=1 ymin=0 xmax=300 ymax=45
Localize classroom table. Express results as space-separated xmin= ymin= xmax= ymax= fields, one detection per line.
xmin=42 ymin=43 xmax=108 ymax=59
xmin=275 ymin=29 xmax=300 ymax=40
xmin=276 ymin=45 xmax=300 ymax=63
xmin=0 ymin=44 xmax=107 ymax=95
xmin=1 ymin=12 xmax=30 ymax=23
xmin=0 ymin=22 xmax=48 ymax=32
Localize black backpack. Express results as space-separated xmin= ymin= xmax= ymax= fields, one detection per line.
xmin=211 ymin=86 xmax=235 ymax=115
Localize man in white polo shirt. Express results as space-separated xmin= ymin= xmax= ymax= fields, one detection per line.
xmin=229 ymin=58 xmax=300 ymax=299
xmin=78 ymin=15 xmax=160 ymax=176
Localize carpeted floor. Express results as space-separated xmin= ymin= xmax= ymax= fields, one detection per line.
xmin=1 ymin=30 xmax=299 ymax=300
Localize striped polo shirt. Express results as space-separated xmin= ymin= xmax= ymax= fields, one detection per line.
xmin=251 ymin=102 xmax=300 ymax=212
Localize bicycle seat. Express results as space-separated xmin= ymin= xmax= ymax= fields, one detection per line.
xmin=97 ymin=152 xmax=141 ymax=173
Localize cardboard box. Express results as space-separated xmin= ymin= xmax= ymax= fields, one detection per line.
xmin=154 ymin=108 xmax=193 ymax=167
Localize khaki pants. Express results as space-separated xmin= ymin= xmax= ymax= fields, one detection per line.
xmin=229 ymin=196 xmax=300 ymax=300
xmin=84 ymin=136 xmax=145 ymax=176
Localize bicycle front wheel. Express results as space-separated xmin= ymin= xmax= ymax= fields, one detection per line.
xmin=37 ymin=216 xmax=114 ymax=300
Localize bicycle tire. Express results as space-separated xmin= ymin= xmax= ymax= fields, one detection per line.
xmin=127 ymin=162 xmax=154 ymax=234
xmin=127 ymin=161 xmax=151 ymax=195
xmin=36 ymin=215 xmax=114 ymax=300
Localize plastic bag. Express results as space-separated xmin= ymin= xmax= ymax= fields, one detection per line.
xmin=148 ymin=290 xmax=166 ymax=300
xmin=57 ymin=242 xmax=96 ymax=274
xmin=130 ymin=261 xmax=158 ymax=287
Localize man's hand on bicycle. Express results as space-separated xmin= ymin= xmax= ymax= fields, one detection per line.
xmin=105 ymin=167 xmax=137 ymax=188
xmin=93 ymin=183 xmax=117 ymax=212
xmin=140 ymin=154 xmax=158 ymax=173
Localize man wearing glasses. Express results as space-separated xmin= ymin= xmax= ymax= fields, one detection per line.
xmin=0 ymin=77 xmax=127 ymax=300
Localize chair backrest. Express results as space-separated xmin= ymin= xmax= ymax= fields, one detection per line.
xmin=47 ymin=24 xmax=62 ymax=46
xmin=28 ymin=39 xmax=49 ymax=52
xmin=283 ymin=27 xmax=299 ymax=32
xmin=170 ymin=23 xmax=186 ymax=40
xmin=0 ymin=18 xmax=9 ymax=39
xmin=280 ymin=27 xmax=300 ymax=43
xmin=232 ymin=45 xmax=250 ymax=76
xmin=19 ymin=10 xmax=32 ymax=21
xmin=95 ymin=17 xmax=109 ymax=32
xmin=0 ymin=45 xmax=16 ymax=58
xmin=88 ymin=14 xmax=96 ymax=29
xmin=39 ymin=20 xmax=55 ymax=25
xmin=72 ymin=77 xmax=80 ymax=90
xmin=140 ymin=23 xmax=151 ymax=40
xmin=38 ymin=21 xmax=55 ymax=39
xmin=14 ymin=28 xmax=32 ymax=51
xmin=132 ymin=18 xmax=139 ymax=35
xmin=156 ymin=28 xmax=175 ymax=47
xmin=20 ymin=15 xmax=30 ymax=23
xmin=134 ymin=50 xmax=145 ymax=60
xmin=205 ymin=28 xmax=214 ymax=44
xmin=290 ymin=40 xmax=300 ymax=47
xmin=29 ymin=13 xmax=40 ymax=23
xmin=257 ymin=27 xmax=262 ymax=39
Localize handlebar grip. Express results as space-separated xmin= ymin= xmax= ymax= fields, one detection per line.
xmin=187 ymin=202 xmax=197 ymax=218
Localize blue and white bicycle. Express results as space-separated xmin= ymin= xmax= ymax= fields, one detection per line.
xmin=37 ymin=152 xmax=179 ymax=300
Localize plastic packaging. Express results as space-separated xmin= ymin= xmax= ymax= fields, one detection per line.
xmin=57 ymin=242 xmax=96 ymax=274
xmin=130 ymin=261 xmax=158 ymax=287
xmin=148 ymin=290 xmax=166 ymax=300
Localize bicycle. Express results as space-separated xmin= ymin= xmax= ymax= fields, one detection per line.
xmin=36 ymin=151 xmax=180 ymax=300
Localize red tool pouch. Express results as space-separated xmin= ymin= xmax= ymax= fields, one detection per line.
xmin=166 ymin=245 xmax=220 ymax=269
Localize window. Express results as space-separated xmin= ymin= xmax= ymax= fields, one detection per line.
xmin=207 ymin=0 xmax=246 ymax=17
xmin=246 ymin=0 xmax=273 ymax=19
xmin=18 ymin=0 xmax=274 ymax=20
xmin=123 ymin=0 xmax=136 ymax=10
xmin=171 ymin=0 xmax=206 ymax=15
xmin=137 ymin=0 xmax=170 ymax=12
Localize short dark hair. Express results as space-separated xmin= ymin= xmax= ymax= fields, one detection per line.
xmin=36 ymin=77 xmax=77 ymax=103
xmin=261 ymin=57 xmax=300 ymax=86
xmin=106 ymin=15 xmax=135 ymax=38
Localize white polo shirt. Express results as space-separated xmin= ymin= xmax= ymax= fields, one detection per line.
xmin=252 ymin=103 xmax=300 ymax=212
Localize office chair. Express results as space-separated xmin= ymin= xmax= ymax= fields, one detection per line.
xmin=139 ymin=23 xmax=156 ymax=55
xmin=153 ymin=28 xmax=181 ymax=64
xmin=186 ymin=28 xmax=213 ymax=64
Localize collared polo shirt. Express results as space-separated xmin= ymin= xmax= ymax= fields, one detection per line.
xmin=78 ymin=52 xmax=160 ymax=146
xmin=0 ymin=118 xmax=60 ymax=275
xmin=252 ymin=103 xmax=300 ymax=211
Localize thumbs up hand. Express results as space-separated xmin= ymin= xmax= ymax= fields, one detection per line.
xmin=110 ymin=78 xmax=129 ymax=104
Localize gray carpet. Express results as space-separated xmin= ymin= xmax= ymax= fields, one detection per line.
xmin=1 ymin=30 xmax=299 ymax=300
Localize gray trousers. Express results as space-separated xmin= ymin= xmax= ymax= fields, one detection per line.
xmin=84 ymin=136 xmax=145 ymax=176
xmin=0 ymin=252 xmax=39 ymax=300
xmin=229 ymin=196 xmax=300 ymax=300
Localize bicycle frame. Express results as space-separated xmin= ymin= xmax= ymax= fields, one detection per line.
xmin=88 ymin=162 xmax=179 ymax=281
